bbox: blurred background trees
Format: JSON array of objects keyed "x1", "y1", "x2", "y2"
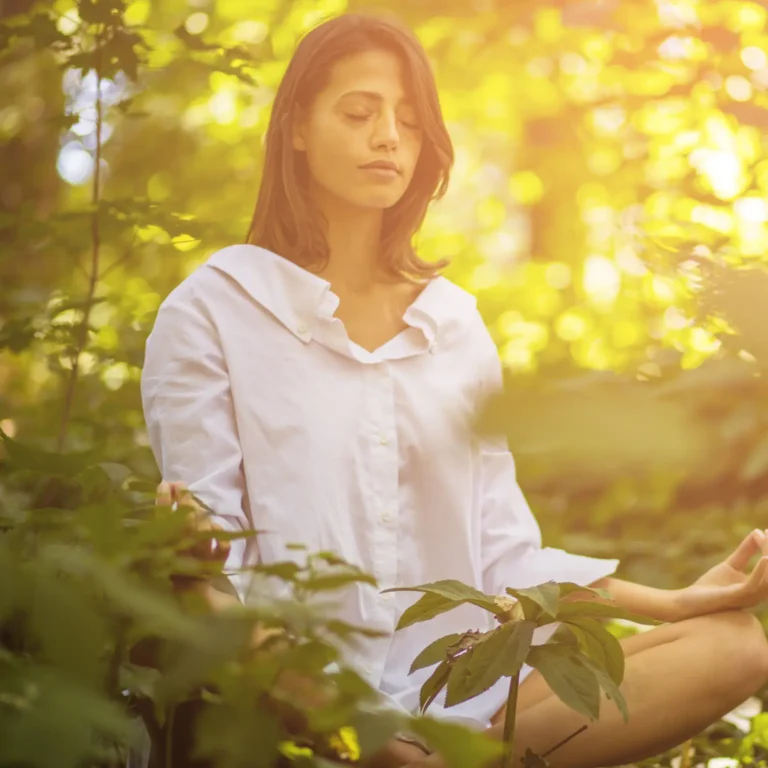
[{"x1": 2, "y1": 0, "x2": 768, "y2": 764}]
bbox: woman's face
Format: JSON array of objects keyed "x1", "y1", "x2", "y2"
[{"x1": 292, "y1": 48, "x2": 424, "y2": 212}]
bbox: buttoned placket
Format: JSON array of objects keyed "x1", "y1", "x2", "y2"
[
  {"x1": 359, "y1": 359, "x2": 401, "y2": 683},
  {"x1": 306, "y1": 308, "x2": 433, "y2": 684}
]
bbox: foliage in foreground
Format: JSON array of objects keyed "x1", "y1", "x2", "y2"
[
  {"x1": 0, "y1": 424, "x2": 512, "y2": 768},
  {"x1": 3, "y1": 0, "x2": 768, "y2": 765},
  {"x1": 386, "y1": 578, "x2": 659, "y2": 766}
]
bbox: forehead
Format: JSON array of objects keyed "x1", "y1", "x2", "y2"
[{"x1": 321, "y1": 48, "x2": 414, "y2": 103}]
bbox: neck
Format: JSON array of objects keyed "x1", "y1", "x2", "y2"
[{"x1": 308, "y1": 184, "x2": 388, "y2": 293}]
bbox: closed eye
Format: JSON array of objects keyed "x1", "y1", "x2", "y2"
[{"x1": 345, "y1": 114, "x2": 420, "y2": 130}]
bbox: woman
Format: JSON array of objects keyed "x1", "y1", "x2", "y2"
[{"x1": 141, "y1": 12, "x2": 768, "y2": 768}]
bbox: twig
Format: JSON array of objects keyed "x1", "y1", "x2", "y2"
[
  {"x1": 679, "y1": 738, "x2": 693, "y2": 768},
  {"x1": 502, "y1": 672, "x2": 520, "y2": 767},
  {"x1": 542, "y1": 725, "x2": 589, "y2": 759},
  {"x1": 57, "y1": 25, "x2": 105, "y2": 451}
]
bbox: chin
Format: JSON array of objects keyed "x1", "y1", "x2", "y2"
[{"x1": 353, "y1": 191, "x2": 406, "y2": 210}]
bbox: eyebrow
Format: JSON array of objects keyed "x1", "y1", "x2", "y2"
[{"x1": 338, "y1": 90, "x2": 414, "y2": 106}]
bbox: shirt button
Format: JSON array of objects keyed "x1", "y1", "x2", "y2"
[
  {"x1": 297, "y1": 322, "x2": 308, "y2": 334},
  {"x1": 381, "y1": 510, "x2": 393, "y2": 522},
  {"x1": 382, "y1": 592, "x2": 393, "y2": 601},
  {"x1": 378, "y1": 433, "x2": 389, "y2": 445}
]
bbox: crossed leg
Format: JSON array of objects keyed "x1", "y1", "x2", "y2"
[{"x1": 402, "y1": 609, "x2": 768, "y2": 768}]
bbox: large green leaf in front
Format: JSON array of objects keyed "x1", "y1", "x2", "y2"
[
  {"x1": 445, "y1": 620, "x2": 536, "y2": 707},
  {"x1": 386, "y1": 579, "x2": 498, "y2": 630},
  {"x1": 527, "y1": 643, "x2": 602, "y2": 721}
]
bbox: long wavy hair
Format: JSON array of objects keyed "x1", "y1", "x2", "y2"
[{"x1": 245, "y1": 11, "x2": 454, "y2": 281}]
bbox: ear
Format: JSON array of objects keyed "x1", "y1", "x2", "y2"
[{"x1": 291, "y1": 107, "x2": 307, "y2": 152}]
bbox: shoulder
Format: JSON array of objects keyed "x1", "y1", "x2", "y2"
[
  {"x1": 433, "y1": 274, "x2": 478, "y2": 310},
  {"x1": 431, "y1": 275, "x2": 494, "y2": 348},
  {"x1": 156, "y1": 244, "x2": 251, "y2": 316}
]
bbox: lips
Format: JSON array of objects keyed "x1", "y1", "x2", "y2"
[{"x1": 360, "y1": 161, "x2": 400, "y2": 173}]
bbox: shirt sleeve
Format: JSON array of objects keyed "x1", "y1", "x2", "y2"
[
  {"x1": 474, "y1": 320, "x2": 619, "y2": 599},
  {"x1": 140, "y1": 290, "x2": 255, "y2": 602}
]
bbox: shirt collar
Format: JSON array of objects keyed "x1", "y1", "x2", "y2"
[{"x1": 205, "y1": 244, "x2": 477, "y2": 347}]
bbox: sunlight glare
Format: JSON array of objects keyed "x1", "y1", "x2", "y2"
[
  {"x1": 583, "y1": 256, "x2": 621, "y2": 307},
  {"x1": 57, "y1": 141, "x2": 94, "y2": 185}
]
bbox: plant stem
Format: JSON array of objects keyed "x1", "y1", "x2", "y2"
[
  {"x1": 165, "y1": 705, "x2": 176, "y2": 768},
  {"x1": 502, "y1": 672, "x2": 520, "y2": 768},
  {"x1": 57, "y1": 23, "x2": 104, "y2": 451},
  {"x1": 680, "y1": 738, "x2": 693, "y2": 768}
]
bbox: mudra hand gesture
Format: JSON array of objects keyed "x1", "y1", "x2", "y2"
[
  {"x1": 155, "y1": 480, "x2": 233, "y2": 606},
  {"x1": 677, "y1": 528, "x2": 768, "y2": 620},
  {"x1": 154, "y1": 482, "x2": 339, "y2": 715}
]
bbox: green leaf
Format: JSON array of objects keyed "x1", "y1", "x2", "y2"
[
  {"x1": 385, "y1": 579, "x2": 498, "y2": 630},
  {"x1": 527, "y1": 644, "x2": 602, "y2": 721},
  {"x1": 582, "y1": 655, "x2": 629, "y2": 723},
  {"x1": 408, "y1": 717, "x2": 505, "y2": 768},
  {"x1": 311, "y1": 550, "x2": 356, "y2": 567},
  {"x1": 299, "y1": 570, "x2": 378, "y2": 592},
  {"x1": 348, "y1": 707, "x2": 407, "y2": 759},
  {"x1": 445, "y1": 620, "x2": 535, "y2": 707},
  {"x1": 419, "y1": 659, "x2": 451, "y2": 714},
  {"x1": 324, "y1": 619, "x2": 389, "y2": 641},
  {"x1": 383, "y1": 579, "x2": 496, "y2": 608},
  {"x1": 409, "y1": 633, "x2": 466, "y2": 674},
  {"x1": 506, "y1": 582, "x2": 560, "y2": 619},
  {"x1": 553, "y1": 601, "x2": 660, "y2": 626},
  {"x1": 253, "y1": 562, "x2": 302, "y2": 581},
  {"x1": 78, "y1": 0, "x2": 126, "y2": 25},
  {"x1": 557, "y1": 582, "x2": 614, "y2": 601},
  {"x1": 41, "y1": 544, "x2": 209, "y2": 643},
  {"x1": 396, "y1": 592, "x2": 460, "y2": 630},
  {"x1": 564, "y1": 617, "x2": 625, "y2": 685},
  {"x1": 0, "y1": 427, "x2": 98, "y2": 476},
  {"x1": 0, "y1": 13, "x2": 71, "y2": 52},
  {"x1": 28, "y1": 568, "x2": 108, "y2": 686},
  {"x1": 119, "y1": 663, "x2": 161, "y2": 699}
]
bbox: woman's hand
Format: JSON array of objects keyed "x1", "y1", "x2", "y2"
[
  {"x1": 155, "y1": 479, "x2": 234, "y2": 608},
  {"x1": 155, "y1": 480, "x2": 231, "y2": 564},
  {"x1": 674, "y1": 528, "x2": 768, "y2": 620}
]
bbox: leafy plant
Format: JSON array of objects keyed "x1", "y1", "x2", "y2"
[
  {"x1": 384, "y1": 579, "x2": 660, "y2": 766},
  {"x1": 0, "y1": 425, "x2": 513, "y2": 767},
  {"x1": 4, "y1": 0, "x2": 768, "y2": 765}
]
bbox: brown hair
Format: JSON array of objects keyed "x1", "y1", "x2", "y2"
[{"x1": 244, "y1": 11, "x2": 453, "y2": 281}]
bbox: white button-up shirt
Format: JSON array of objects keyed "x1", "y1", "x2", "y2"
[{"x1": 140, "y1": 244, "x2": 618, "y2": 730}]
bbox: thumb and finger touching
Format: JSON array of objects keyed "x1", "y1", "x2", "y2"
[
  {"x1": 727, "y1": 529, "x2": 765, "y2": 571},
  {"x1": 741, "y1": 536, "x2": 768, "y2": 605},
  {"x1": 156, "y1": 480, "x2": 231, "y2": 564}
]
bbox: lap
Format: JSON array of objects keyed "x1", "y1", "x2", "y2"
[{"x1": 490, "y1": 610, "x2": 767, "y2": 728}]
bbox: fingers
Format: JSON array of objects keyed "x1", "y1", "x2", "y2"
[
  {"x1": 155, "y1": 480, "x2": 230, "y2": 564},
  {"x1": 726, "y1": 529, "x2": 765, "y2": 571},
  {"x1": 742, "y1": 554, "x2": 768, "y2": 606},
  {"x1": 156, "y1": 480, "x2": 173, "y2": 507}
]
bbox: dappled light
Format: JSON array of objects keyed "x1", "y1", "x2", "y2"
[{"x1": 3, "y1": 0, "x2": 768, "y2": 765}]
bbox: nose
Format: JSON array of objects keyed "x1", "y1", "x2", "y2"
[{"x1": 371, "y1": 110, "x2": 400, "y2": 150}]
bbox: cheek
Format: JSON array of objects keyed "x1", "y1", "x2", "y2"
[
  {"x1": 307, "y1": 120, "x2": 355, "y2": 168},
  {"x1": 304, "y1": 122, "x2": 359, "y2": 183},
  {"x1": 402, "y1": 134, "x2": 424, "y2": 179}
]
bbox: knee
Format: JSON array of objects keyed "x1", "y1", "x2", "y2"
[{"x1": 706, "y1": 610, "x2": 768, "y2": 688}]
